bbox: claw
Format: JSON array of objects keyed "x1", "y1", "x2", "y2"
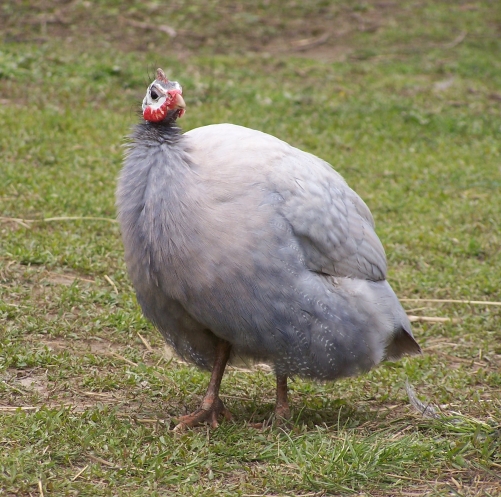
[
  {"x1": 173, "y1": 398, "x2": 232, "y2": 431},
  {"x1": 274, "y1": 403, "x2": 291, "y2": 421}
]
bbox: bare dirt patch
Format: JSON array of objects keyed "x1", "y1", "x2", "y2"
[
  {"x1": 45, "y1": 272, "x2": 94, "y2": 286},
  {"x1": 0, "y1": 0, "x2": 403, "y2": 61},
  {"x1": 0, "y1": 258, "x2": 94, "y2": 288},
  {"x1": 38, "y1": 337, "x2": 122, "y2": 356}
]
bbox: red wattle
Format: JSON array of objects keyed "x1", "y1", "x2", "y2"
[{"x1": 143, "y1": 102, "x2": 168, "y2": 122}]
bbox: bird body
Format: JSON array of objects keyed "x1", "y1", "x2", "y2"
[
  {"x1": 117, "y1": 69, "x2": 420, "y2": 428},
  {"x1": 119, "y1": 122, "x2": 418, "y2": 377}
]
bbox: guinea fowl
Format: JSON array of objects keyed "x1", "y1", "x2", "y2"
[{"x1": 116, "y1": 69, "x2": 421, "y2": 430}]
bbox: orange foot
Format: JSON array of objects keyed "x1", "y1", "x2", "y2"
[
  {"x1": 248, "y1": 405, "x2": 292, "y2": 430},
  {"x1": 274, "y1": 403, "x2": 291, "y2": 422},
  {"x1": 173, "y1": 397, "x2": 232, "y2": 431}
]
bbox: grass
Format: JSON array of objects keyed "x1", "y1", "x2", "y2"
[{"x1": 1, "y1": 0, "x2": 501, "y2": 495}]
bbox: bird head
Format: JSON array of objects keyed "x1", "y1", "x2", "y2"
[{"x1": 142, "y1": 68, "x2": 186, "y2": 122}]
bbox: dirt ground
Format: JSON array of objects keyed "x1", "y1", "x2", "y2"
[{"x1": 0, "y1": 0, "x2": 414, "y2": 61}]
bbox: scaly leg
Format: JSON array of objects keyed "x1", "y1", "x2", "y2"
[
  {"x1": 274, "y1": 374, "x2": 291, "y2": 420},
  {"x1": 174, "y1": 339, "x2": 232, "y2": 431},
  {"x1": 247, "y1": 374, "x2": 291, "y2": 429}
]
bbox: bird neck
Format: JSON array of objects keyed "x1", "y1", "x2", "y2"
[{"x1": 132, "y1": 112, "x2": 183, "y2": 145}]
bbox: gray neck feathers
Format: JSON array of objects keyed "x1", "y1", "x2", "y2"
[{"x1": 117, "y1": 120, "x2": 200, "y2": 289}]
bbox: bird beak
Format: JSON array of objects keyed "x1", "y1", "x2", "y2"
[
  {"x1": 173, "y1": 93, "x2": 186, "y2": 118},
  {"x1": 174, "y1": 93, "x2": 186, "y2": 110}
]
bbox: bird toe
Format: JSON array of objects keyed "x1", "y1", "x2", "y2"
[{"x1": 173, "y1": 398, "x2": 231, "y2": 431}]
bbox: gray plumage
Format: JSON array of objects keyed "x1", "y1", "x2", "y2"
[{"x1": 117, "y1": 118, "x2": 420, "y2": 383}]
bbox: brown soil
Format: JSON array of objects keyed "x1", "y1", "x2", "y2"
[{"x1": 0, "y1": 0, "x2": 403, "y2": 61}]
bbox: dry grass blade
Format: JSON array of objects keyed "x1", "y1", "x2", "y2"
[
  {"x1": 407, "y1": 315, "x2": 460, "y2": 323},
  {"x1": 243, "y1": 494, "x2": 324, "y2": 497},
  {"x1": 104, "y1": 274, "x2": 118, "y2": 294},
  {"x1": 401, "y1": 298, "x2": 501, "y2": 306},
  {"x1": 87, "y1": 453, "x2": 121, "y2": 469},
  {"x1": 0, "y1": 216, "x2": 118, "y2": 224},
  {"x1": 444, "y1": 31, "x2": 467, "y2": 49},
  {"x1": 87, "y1": 453, "x2": 150, "y2": 474},
  {"x1": 109, "y1": 352, "x2": 138, "y2": 367},
  {"x1": 137, "y1": 332, "x2": 153, "y2": 352},
  {"x1": 39, "y1": 216, "x2": 119, "y2": 223},
  {"x1": 290, "y1": 32, "x2": 330, "y2": 52},
  {"x1": 0, "y1": 216, "x2": 32, "y2": 228},
  {"x1": 71, "y1": 465, "x2": 89, "y2": 481},
  {"x1": 121, "y1": 16, "x2": 177, "y2": 37},
  {"x1": 133, "y1": 418, "x2": 166, "y2": 424},
  {"x1": 81, "y1": 391, "x2": 115, "y2": 398},
  {"x1": 0, "y1": 406, "x2": 39, "y2": 412}
]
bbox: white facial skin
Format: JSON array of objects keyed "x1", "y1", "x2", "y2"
[{"x1": 142, "y1": 82, "x2": 168, "y2": 113}]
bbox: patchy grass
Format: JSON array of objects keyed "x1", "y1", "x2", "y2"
[{"x1": 1, "y1": 1, "x2": 501, "y2": 495}]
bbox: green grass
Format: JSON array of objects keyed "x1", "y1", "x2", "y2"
[{"x1": 1, "y1": 1, "x2": 501, "y2": 495}]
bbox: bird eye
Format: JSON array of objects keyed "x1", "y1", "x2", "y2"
[{"x1": 150, "y1": 88, "x2": 159, "y2": 100}]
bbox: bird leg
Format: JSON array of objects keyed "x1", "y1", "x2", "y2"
[
  {"x1": 274, "y1": 374, "x2": 291, "y2": 420},
  {"x1": 247, "y1": 374, "x2": 291, "y2": 429},
  {"x1": 174, "y1": 339, "x2": 232, "y2": 431}
]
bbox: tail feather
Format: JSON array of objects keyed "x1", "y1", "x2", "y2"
[{"x1": 385, "y1": 325, "x2": 421, "y2": 361}]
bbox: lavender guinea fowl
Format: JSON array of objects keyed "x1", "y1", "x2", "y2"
[{"x1": 116, "y1": 68, "x2": 421, "y2": 430}]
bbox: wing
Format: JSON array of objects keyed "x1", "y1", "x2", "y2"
[
  {"x1": 185, "y1": 123, "x2": 387, "y2": 282},
  {"x1": 270, "y1": 145, "x2": 388, "y2": 281}
]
